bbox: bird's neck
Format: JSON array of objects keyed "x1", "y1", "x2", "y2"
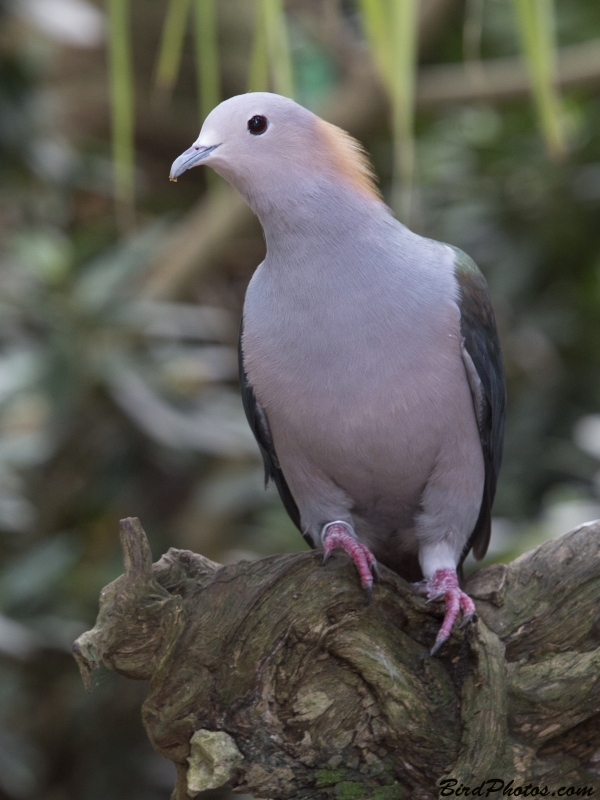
[{"x1": 249, "y1": 177, "x2": 394, "y2": 259}]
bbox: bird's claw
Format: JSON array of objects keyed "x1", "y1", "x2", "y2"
[
  {"x1": 459, "y1": 612, "x2": 477, "y2": 629},
  {"x1": 321, "y1": 522, "x2": 378, "y2": 601},
  {"x1": 426, "y1": 591, "x2": 445, "y2": 604},
  {"x1": 430, "y1": 635, "x2": 446, "y2": 657},
  {"x1": 424, "y1": 567, "x2": 477, "y2": 655}
]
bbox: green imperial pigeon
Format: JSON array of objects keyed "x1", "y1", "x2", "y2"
[{"x1": 170, "y1": 93, "x2": 506, "y2": 654}]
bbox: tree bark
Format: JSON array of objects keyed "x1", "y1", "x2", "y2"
[{"x1": 73, "y1": 518, "x2": 600, "y2": 800}]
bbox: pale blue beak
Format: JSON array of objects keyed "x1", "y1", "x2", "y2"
[{"x1": 169, "y1": 144, "x2": 220, "y2": 181}]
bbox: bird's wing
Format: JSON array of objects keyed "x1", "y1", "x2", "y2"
[
  {"x1": 452, "y1": 247, "x2": 506, "y2": 562},
  {"x1": 238, "y1": 321, "x2": 304, "y2": 539}
]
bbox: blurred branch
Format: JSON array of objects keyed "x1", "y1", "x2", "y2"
[
  {"x1": 416, "y1": 37, "x2": 600, "y2": 109},
  {"x1": 105, "y1": 361, "x2": 255, "y2": 456},
  {"x1": 127, "y1": 301, "x2": 236, "y2": 341},
  {"x1": 142, "y1": 183, "x2": 251, "y2": 299}
]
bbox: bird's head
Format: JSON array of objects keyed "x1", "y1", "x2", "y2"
[{"x1": 170, "y1": 92, "x2": 380, "y2": 216}]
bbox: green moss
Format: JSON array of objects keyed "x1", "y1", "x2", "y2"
[
  {"x1": 372, "y1": 784, "x2": 404, "y2": 799},
  {"x1": 334, "y1": 781, "x2": 366, "y2": 799},
  {"x1": 316, "y1": 770, "x2": 403, "y2": 798},
  {"x1": 315, "y1": 769, "x2": 353, "y2": 787}
]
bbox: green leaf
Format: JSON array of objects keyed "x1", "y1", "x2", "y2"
[
  {"x1": 262, "y1": 0, "x2": 294, "y2": 97},
  {"x1": 358, "y1": 0, "x2": 419, "y2": 221},
  {"x1": 357, "y1": 0, "x2": 393, "y2": 93},
  {"x1": 248, "y1": 0, "x2": 269, "y2": 93},
  {"x1": 511, "y1": 0, "x2": 565, "y2": 158},
  {"x1": 390, "y1": 0, "x2": 419, "y2": 221},
  {"x1": 107, "y1": 0, "x2": 136, "y2": 224},
  {"x1": 154, "y1": 0, "x2": 192, "y2": 95},
  {"x1": 193, "y1": 0, "x2": 220, "y2": 122}
]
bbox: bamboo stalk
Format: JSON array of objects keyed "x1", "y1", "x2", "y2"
[
  {"x1": 357, "y1": 0, "x2": 393, "y2": 94},
  {"x1": 390, "y1": 0, "x2": 420, "y2": 222},
  {"x1": 262, "y1": 0, "x2": 294, "y2": 97},
  {"x1": 107, "y1": 0, "x2": 136, "y2": 230},
  {"x1": 193, "y1": 0, "x2": 220, "y2": 122},
  {"x1": 511, "y1": 0, "x2": 566, "y2": 158},
  {"x1": 248, "y1": 0, "x2": 269, "y2": 92},
  {"x1": 155, "y1": 0, "x2": 192, "y2": 96},
  {"x1": 358, "y1": 0, "x2": 420, "y2": 222}
]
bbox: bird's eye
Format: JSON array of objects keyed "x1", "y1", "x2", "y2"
[{"x1": 248, "y1": 115, "x2": 268, "y2": 135}]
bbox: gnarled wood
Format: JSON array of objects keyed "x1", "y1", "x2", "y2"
[{"x1": 74, "y1": 518, "x2": 600, "y2": 799}]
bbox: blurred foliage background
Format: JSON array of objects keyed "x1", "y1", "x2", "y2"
[{"x1": 1, "y1": 0, "x2": 600, "y2": 797}]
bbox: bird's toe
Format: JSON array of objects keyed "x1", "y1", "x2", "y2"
[
  {"x1": 424, "y1": 567, "x2": 477, "y2": 654},
  {"x1": 322, "y1": 522, "x2": 378, "y2": 598}
]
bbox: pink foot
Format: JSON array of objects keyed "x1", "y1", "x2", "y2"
[
  {"x1": 322, "y1": 522, "x2": 379, "y2": 601},
  {"x1": 425, "y1": 568, "x2": 476, "y2": 655}
]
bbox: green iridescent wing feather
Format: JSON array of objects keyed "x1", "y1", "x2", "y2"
[{"x1": 452, "y1": 247, "x2": 506, "y2": 562}]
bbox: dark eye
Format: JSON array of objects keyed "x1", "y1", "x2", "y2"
[{"x1": 248, "y1": 115, "x2": 268, "y2": 135}]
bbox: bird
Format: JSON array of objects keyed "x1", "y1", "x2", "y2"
[{"x1": 170, "y1": 92, "x2": 506, "y2": 654}]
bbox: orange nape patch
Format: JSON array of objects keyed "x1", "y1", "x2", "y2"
[{"x1": 315, "y1": 118, "x2": 382, "y2": 201}]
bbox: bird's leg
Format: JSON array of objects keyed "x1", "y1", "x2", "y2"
[
  {"x1": 421, "y1": 568, "x2": 476, "y2": 655},
  {"x1": 321, "y1": 521, "x2": 379, "y2": 601}
]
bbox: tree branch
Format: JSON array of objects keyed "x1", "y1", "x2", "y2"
[
  {"x1": 74, "y1": 518, "x2": 600, "y2": 799},
  {"x1": 417, "y1": 38, "x2": 600, "y2": 109}
]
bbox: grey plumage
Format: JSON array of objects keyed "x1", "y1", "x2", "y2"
[{"x1": 171, "y1": 92, "x2": 506, "y2": 648}]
